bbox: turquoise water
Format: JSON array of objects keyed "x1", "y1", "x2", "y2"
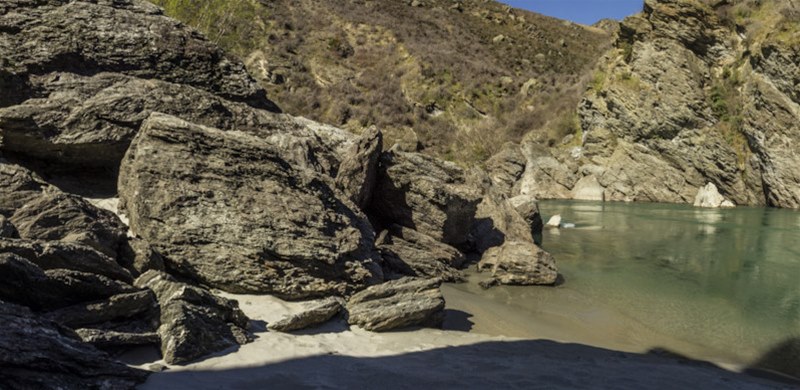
[{"x1": 445, "y1": 200, "x2": 800, "y2": 372}]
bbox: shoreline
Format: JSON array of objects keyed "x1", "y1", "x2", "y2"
[{"x1": 134, "y1": 287, "x2": 792, "y2": 389}]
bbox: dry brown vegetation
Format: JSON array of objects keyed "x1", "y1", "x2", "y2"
[{"x1": 150, "y1": 0, "x2": 613, "y2": 165}]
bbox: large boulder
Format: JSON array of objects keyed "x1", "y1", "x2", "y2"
[
  {"x1": 477, "y1": 241, "x2": 559, "y2": 288},
  {"x1": 119, "y1": 113, "x2": 382, "y2": 298},
  {"x1": 268, "y1": 297, "x2": 345, "y2": 333},
  {"x1": 346, "y1": 277, "x2": 445, "y2": 332},
  {"x1": 135, "y1": 270, "x2": 251, "y2": 365},
  {"x1": 370, "y1": 151, "x2": 482, "y2": 247},
  {"x1": 335, "y1": 126, "x2": 383, "y2": 210},
  {"x1": 0, "y1": 300, "x2": 149, "y2": 389},
  {"x1": 376, "y1": 224, "x2": 465, "y2": 282}
]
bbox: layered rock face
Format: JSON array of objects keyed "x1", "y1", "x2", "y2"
[{"x1": 516, "y1": 0, "x2": 800, "y2": 209}]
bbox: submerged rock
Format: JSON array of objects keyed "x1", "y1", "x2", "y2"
[
  {"x1": 135, "y1": 270, "x2": 251, "y2": 365},
  {"x1": 0, "y1": 300, "x2": 148, "y2": 389},
  {"x1": 268, "y1": 297, "x2": 345, "y2": 332},
  {"x1": 346, "y1": 277, "x2": 445, "y2": 332},
  {"x1": 119, "y1": 113, "x2": 381, "y2": 298},
  {"x1": 477, "y1": 241, "x2": 558, "y2": 288}
]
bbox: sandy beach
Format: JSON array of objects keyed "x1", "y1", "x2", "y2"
[{"x1": 134, "y1": 289, "x2": 794, "y2": 389}]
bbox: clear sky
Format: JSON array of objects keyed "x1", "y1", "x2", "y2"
[{"x1": 499, "y1": 0, "x2": 644, "y2": 25}]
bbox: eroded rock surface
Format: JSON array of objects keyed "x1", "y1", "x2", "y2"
[
  {"x1": 119, "y1": 113, "x2": 382, "y2": 298},
  {"x1": 477, "y1": 241, "x2": 559, "y2": 288},
  {"x1": 346, "y1": 277, "x2": 445, "y2": 332},
  {"x1": 376, "y1": 224, "x2": 465, "y2": 282},
  {"x1": 135, "y1": 270, "x2": 251, "y2": 365},
  {"x1": 268, "y1": 297, "x2": 345, "y2": 332},
  {"x1": 370, "y1": 150, "x2": 482, "y2": 247},
  {"x1": 0, "y1": 0, "x2": 278, "y2": 169},
  {"x1": 0, "y1": 300, "x2": 149, "y2": 389}
]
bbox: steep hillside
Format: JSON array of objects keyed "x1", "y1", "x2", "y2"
[
  {"x1": 150, "y1": 0, "x2": 613, "y2": 163},
  {"x1": 513, "y1": 0, "x2": 800, "y2": 208}
]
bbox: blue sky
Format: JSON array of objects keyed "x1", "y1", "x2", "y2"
[{"x1": 499, "y1": 1, "x2": 644, "y2": 25}]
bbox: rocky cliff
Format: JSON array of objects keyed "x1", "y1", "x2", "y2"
[{"x1": 515, "y1": 0, "x2": 800, "y2": 208}]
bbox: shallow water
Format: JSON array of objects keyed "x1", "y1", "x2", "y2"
[{"x1": 444, "y1": 200, "x2": 800, "y2": 370}]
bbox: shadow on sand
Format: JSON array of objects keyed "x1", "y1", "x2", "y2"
[{"x1": 139, "y1": 338, "x2": 799, "y2": 390}]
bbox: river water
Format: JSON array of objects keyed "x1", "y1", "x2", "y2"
[{"x1": 443, "y1": 200, "x2": 800, "y2": 374}]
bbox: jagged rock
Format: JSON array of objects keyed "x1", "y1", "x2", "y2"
[
  {"x1": 0, "y1": 238, "x2": 132, "y2": 282},
  {"x1": 471, "y1": 195, "x2": 535, "y2": 253},
  {"x1": 572, "y1": 175, "x2": 605, "y2": 201},
  {"x1": 335, "y1": 126, "x2": 383, "y2": 210},
  {"x1": 516, "y1": 145, "x2": 576, "y2": 200},
  {"x1": 0, "y1": 253, "x2": 138, "y2": 310},
  {"x1": 0, "y1": 0, "x2": 271, "y2": 106},
  {"x1": 370, "y1": 151, "x2": 482, "y2": 247},
  {"x1": 0, "y1": 72, "x2": 353, "y2": 175},
  {"x1": 694, "y1": 182, "x2": 735, "y2": 208},
  {"x1": 44, "y1": 290, "x2": 157, "y2": 328},
  {"x1": 484, "y1": 142, "x2": 526, "y2": 197},
  {"x1": 134, "y1": 270, "x2": 252, "y2": 365},
  {"x1": 10, "y1": 187, "x2": 128, "y2": 258},
  {"x1": 119, "y1": 113, "x2": 381, "y2": 298},
  {"x1": 507, "y1": 195, "x2": 544, "y2": 243},
  {"x1": 0, "y1": 300, "x2": 148, "y2": 389},
  {"x1": 477, "y1": 241, "x2": 558, "y2": 288},
  {"x1": 0, "y1": 0, "x2": 283, "y2": 176},
  {"x1": 0, "y1": 215, "x2": 18, "y2": 238},
  {"x1": 119, "y1": 238, "x2": 166, "y2": 277},
  {"x1": 74, "y1": 328, "x2": 160, "y2": 349},
  {"x1": 268, "y1": 297, "x2": 345, "y2": 332},
  {"x1": 0, "y1": 162, "x2": 47, "y2": 216},
  {"x1": 346, "y1": 277, "x2": 445, "y2": 332},
  {"x1": 376, "y1": 224, "x2": 465, "y2": 282}
]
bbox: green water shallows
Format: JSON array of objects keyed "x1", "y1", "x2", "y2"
[{"x1": 446, "y1": 200, "x2": 800, "y2": 368}]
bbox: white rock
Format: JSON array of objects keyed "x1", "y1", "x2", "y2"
[
  {"x1": 693, "y1": 183, "x2": 735, "y2": 208},
  {"x1": 545, "y1": 215, "x2": 562, "y2": 228}
]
